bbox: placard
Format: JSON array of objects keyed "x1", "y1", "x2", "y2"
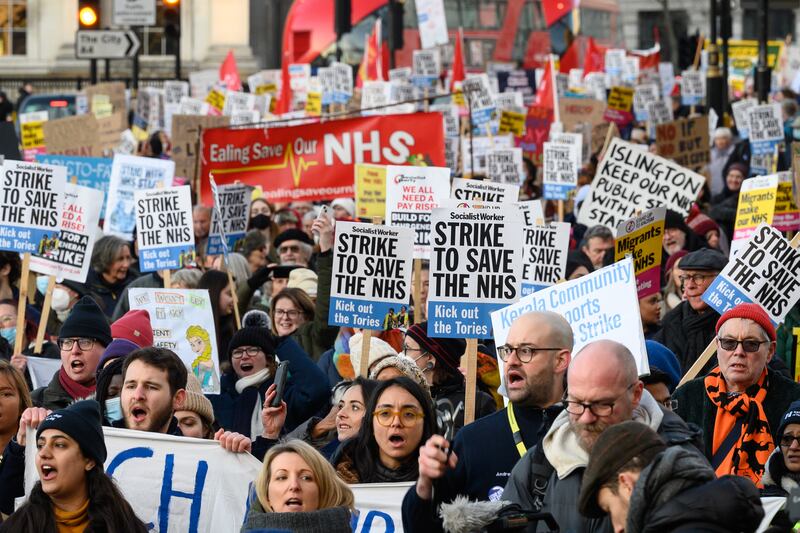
[
  {"x1": 633, "y1": 84, "x2": 660, "y2": 121},
  {"x1": 415, "y1": 0, "x2": 448, "y2": 48},
  {"x1": 171, "y1": 115, "x2": 230, "y2": 180},
  {"x1": 731, "y1": 174, "x2": 779, "y2": 256},
  {"x1": 329, "y1": 222, "x2": 414, "y2": 329},
  {"x1": 486, "y1": 147, "x2": 524, "y2": 184},
  {"x1": 577, "y1": 138, "x2": 705, "y2": 231},
  {"x1": 105, "y1": 155, "x2": 175, "y2": 239},
  {"x1": 542, "y1": 142, "x2": 579, "y2": 200},
  {"x1": 498, "y1": 109, "x2": 526, "y2": 136},
  {"x1": 36, "y1": 155, "x2": 113, "y2": 219},
  {"x1": 135, "y1": 185, "x2": 195, "y2": 272},
  {"x1": 497, "y1": 69, "x2": 536, "y2": 105},
  {"x1": 732, "y1": 98, "x2": 757, "y2": 137},
  {"x1": 222, "y1": 90, "x2": 256, "y2": 116},
  {"x1": 332, "y1": 62, "x2": 354, "y2": 103},
  {"x1": 429, "y1": 207, "x2": 523, "y2": 338},
  {"x1": 462, "y1": 74, "x2": 496, "y2": 125},
  {"x1": 559, "y1": 97, "x2": 606, "y2": 131},
  {"x1": 207, "y1": 183, "x2": 253, "y2": 256},
  {"x1": 603, "y1": 86, "x2": 634, "y2": 126},
  {"x1": 702, "y1": 224, "x2": 800, "y2": 324},
  {"x1": 451, "y1": 178, "x2": 519, "y2": 203},
  {"x1": 646, "y1": 100, "x2": 673, "y2": 127},
  {"x1": 748, "y1": 103, "x2": 784, "y2": 155},
  {"x1": 519, "y1": 211, "x2": 570, "y2": 295},
  {"x1": 355, "y1": 163, "x2": 387, "y2": 218},
  {"x1": 773, "y1": 171, "x2": 800, "y2": 231},
  {"x1": 614, "y1": 207, "x2": 666, "y2": 299},
  {"x1": 361, "y1": 81, "x2": 392, "y2": 115},
  {"x1": 43, "y1": 115, "x2": 101, "y2": 157},
  {"x1": 129, "y1": 288, "x2": 221, "y2": 392},
  {"x1": 412, "y1": 50, "x2": 441, "y2": 89},
  {"x1": 549, "y1": 131, "x2": 582, "y2": 170},
  {"x1": 19, "y1": 111, "x2": 48, "y2": 161},
  {"x1": 680, "y1": 70, "x2": 705, "y2": 105},
  {"x1": 0, "y1": 160, "x2": 66, "y2": 254},
  {"x1": 29, "y1": 183, "x2": 103, "y2": 283},
  {"x1": 461, "y1": 135, "x2": 514, "y2": 175},
  {"x1": 351, "y1": 483, "x2": 413, "y2": 533},
  {"x1": 385, "y1": 165, "x2": 450, "y2": 258},
  {"x1": 655, "y1": 116, "x2": 710, "y2": 172},
  {"x1": 164, "y1": 80, "x2": 190, "y2": 106},
  {"x1": 491, "y1": 257, "x2": 649, "y2": 374}
]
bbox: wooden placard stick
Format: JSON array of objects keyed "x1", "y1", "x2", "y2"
[
  {"x1": 13, "y1": 253, "x2": 31, "y2": 356},
  {"x1": 678, "y1": 232, "x2": 800, "y2": 386},
  {"x1": 359, "y1": 215, "x2": 384, "y2": 377},
  {"x1": 33, "y1": 275, "x2": 56, "y2": 354},
  {"x1": 463, "y1": 338, "x2": 479, "y2": 425},
  {"x1": 413, "y1": 259, "x2": 422, "y2": 324}
]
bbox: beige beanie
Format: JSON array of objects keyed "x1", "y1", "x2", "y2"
[
  {"x1": 180, "y1": 372, "x2": 215, "y2": 427},
  {"x1": 287, "y1": 268, "x2": 318, "y2": 298},
  {"x1": 348, "y1": 332, "x2": 397, "y2": 376}
]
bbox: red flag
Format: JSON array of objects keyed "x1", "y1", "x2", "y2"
[
  {"x1": 522, "y1": 31, "x2": 552, "y2": 69},
  {"x1": 450, "y1": 28, "x2": 465, "y2": 91},
  {"x1": 219, "y1": 50, "x2": 242, "y2": 91},
  {"x1": 535, "y1": 59, "x2": 554, "y2": 109},
  {"x1": 356, "y1": 19, "x2": 383, "y2": 88},
  {"x1": 275, "y1": 50, "x2": 292, "y2": 115},
  {"x1": 583, "y1": 37, "x2": 605, "y2": 74},
  {"x1": 630, "y1": 43, "x2": 661, "y2": 71},
  {"x1": 559, "y1": 39, "x2": 580, "y2": 73},
  {"x1": 542, "y1": 0, "x2": 579, "y2": 27}
]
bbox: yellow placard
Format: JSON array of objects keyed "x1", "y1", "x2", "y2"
[
  {"x1": 615, "y1": 219, "x2": 664, "y2": 275},
  {"x1": 734, "y1": 182, "x2": 778, "y2": 234},
  {"x1": 607, "y1": 86, "x2": 634, "y2": 112},
  {"x1": 354, "y1": 163, "x2": 387, "y2": 218},
  {"x1": 21, "y1": 122, "x2": 45, "y2": 149},
  {"x1": 452, "y1": 90, "x2": 465, "y2": 106},
  {"x1": 131, "y1": 124, "x2": 149, "y2": 142},
  {"x1": 255, "y1": 83, "x2": 277, "y2": 95},
  {"x1": 305, "y1": 91, "x2": 322, "y2": 116},
  {"x1": 498, "y1": 109, "x2": 525, "y2": 136},
  {"x1": 205, "y1": 89, "x2": 226, "y2": 113}
]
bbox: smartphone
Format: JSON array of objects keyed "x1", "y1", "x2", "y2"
[{"x1": 270, "y1": 361, "x2": 290, "y2": 408}]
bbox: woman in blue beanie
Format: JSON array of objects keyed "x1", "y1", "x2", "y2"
[{"x1": 1, "y1": 400, "x2": 147, "y2": 532}]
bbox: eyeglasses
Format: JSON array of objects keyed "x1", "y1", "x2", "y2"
[
  {"x1": 279, "y1": 245, "x2": 300, "y2": 254},
  {"x1": 563, "y1": 383, "x2": 636, "y2": 417},
  {"x1": 780, "y1": 435, "x2": 800, "y2": 447},
  {"x1": 58, "y1": 338, "x2": 95, "y2": 351},
  {"x1": 678, "y1": 273, "x2": 716, "y2": 284},
  {"x1": 274, "y1": 309, "x2": 301, "y2": 319},
  {"x1": 231, "y1": 346, "x2": 265, "y2": 359},
  {"x1": 373, "y1": 407, "x2": 425, "y2": 427},
  {"x1": 717, "y1": 337, "x2": 771, "y2": 353},
  {"x1": 497, "y1": 344, "x2": 561, "y2": 363},
  {"x1": 661, "y1": 398, "x2": 678, "y2": 410}
]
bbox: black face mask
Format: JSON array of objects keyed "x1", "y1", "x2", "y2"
[{"x1": 250, "y1": 214, "x2": 271, "y2": 230}]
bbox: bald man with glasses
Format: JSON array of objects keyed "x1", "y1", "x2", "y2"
[{"x1": 503, "y1": 339, "x2": 703, "y2": 533}]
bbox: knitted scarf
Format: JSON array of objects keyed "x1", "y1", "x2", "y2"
[
  {"x1": 58, "y1": 367, "x2": 95, "y2": 400},
  {"x1": 705, "y1": 367, "x2": 774, "y2": 485}
]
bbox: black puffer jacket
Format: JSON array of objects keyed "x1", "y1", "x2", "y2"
[{"x1": 652, "y1": 300, "x2": 719, "y2": 375}]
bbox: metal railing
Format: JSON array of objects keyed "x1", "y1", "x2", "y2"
[{"x1": 0, "y1": 77, "x2": 187, "y2": 100}]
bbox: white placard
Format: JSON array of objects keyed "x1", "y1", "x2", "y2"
[
  {"x1": 451, "y1": 178, "x2": 520, "y2": 203},
  {"x1": 415, "y1": 0, "x2": 449, "y2": 49},
  {"x1": 486, "y1": 147, "x2": 524, "y2": 185},
  {"x1": 134, "y1": 185, "x2": 194, "y2": 272},
  {"x1": 461, "y1": 135, "x2": 515, "y2": 175},
  {"x1": 543, "y1": 142, "x2": 579, "y2": 200}
]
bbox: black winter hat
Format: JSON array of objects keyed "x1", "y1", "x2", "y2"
[
  {"x1": 59, "y1": 296, "x2": 112, "y2": 347},
  {"x1": 679, "y1": 247, "x2": 728, "y2": 272},
  {"x1": 777, "y1": 400, "x2": 800, "y2": 443},
  {"x1": 37, "y1": 400, "x2": 107, "y2": 466},
  {"x1": 578, "y1": 421, "x2": 666, "y2": 518},
  {"x1": 273, "y1": 228, "x2": 314, "y2": 249},
  {"x1": 663, "y1": 209, "x2": 692, "y2": 234},
  {"x1": 228, "y1": 310, "x2": 278, "y2": 359}
]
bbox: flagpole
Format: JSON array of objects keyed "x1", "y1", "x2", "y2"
[{"x1": 550, "y1": 55, "x2": 560, "y2": 123}]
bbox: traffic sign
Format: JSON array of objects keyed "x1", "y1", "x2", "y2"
[
  {"x1": 76, "y1": 30, "x2": 141, "y2": 59},
  {"x1": 113, "y1": 0, "x2": 156, "y2": 26}
]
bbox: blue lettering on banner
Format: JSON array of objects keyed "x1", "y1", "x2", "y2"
[
  {"x1": 159, "y1": 453, "x2": 208, "y2": 533},
  {"x1": 329, "y1": 297, "x2": 410, "y2": 330},
  {"x1": 702, "y1": 275, "x2": 755, "y2": 317},
  {"x1": 521, "y1": 282, "x2": 547, "y2": 296},
  {"x1": 470, "y1": 107, "x2": 495, "y2": 127},
  {"x1": 543, "y1": 183, "x2": 573, "y2": 201},
  {"x1": 36, "y1": 155, "x2": 112, "y2": 218},
  {"x1": 353, "y1": 510, "x2": 395, "y2": 533},
  {"x1": 0, "y1": 226, "x2": 50, "y2": 254},
  {"x1": 106, "y1": 447, "x2": 156, "y2": 530},
  {"x1": 427, "y1": 300, "x2": 502, "y2": 339},
  {"x1": 140, "y1": 244, "x2": 195, "y2": 272}
]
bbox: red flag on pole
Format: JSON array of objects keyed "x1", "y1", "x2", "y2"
[
  {"x1": 542, "y1": 0, "x2": 579, "y2": 28},
  {"x1": 583, "y1": 37, "x2": 606, "y2": 74},
  {"x1": 559, "y1": 39, "x2": 580, "y2": 73},
  {"x1": 629, "y1": 43, "x2": 661, "y2": 71},
  {"x1": 219, "y1": 50, "x2": 242, "y2": 91},
  {"x1": 450, "y1": 28, "x2": 466, "y2": 91},
  {"x1": 356, "y1": 19, "x2": 383, "y2": 88},
  {"x1": 275, "y1": 50, "x2": 292, "y2": 115},
  {"x1": 535, "y1": 58, "x2": 554, "y2": 110}
]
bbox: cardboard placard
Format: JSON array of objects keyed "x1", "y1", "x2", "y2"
[
  {"x1": 702, "y1": 224, "x2": 800, "y2": 324},
  {"x1": 614, "y1": 207, "x2": 666, "y2": 299},
  {"x1": 655, "y1": 116, "x2": 711, "y2": 172},
  {"x1": 29, "y1": 183, "x2": 102, "y2": 283},
  {"x1": 428, "y1": 207, "x2": 523, "y2": 338},
  {"x1": 135, "y1": 185, "x2": 195, "y2": 272},
  {"x1": 577, "y1": 138, "x2": 705, "y2": 231},
  {"x1": 385, "y1": 165, "x2": 451, "y2": 258},
  {"x1": 559, "y1": 97, "x2": 606, "y2": 130},
  {"x1": 171, "y1": 115, "x2": 230, "y2": 179},
  {"x1": 329, "y1": 221, "x2": 414, "y2": 329},
  {"x1": 43, "y1": 115, "x2": 101, "y2": 157},
  {"x1": 0, "y1": 160, "x2": 66, "y2": 254},
  {"x1": 85, "y1": 82, "x2": 126, "y2": 115}
]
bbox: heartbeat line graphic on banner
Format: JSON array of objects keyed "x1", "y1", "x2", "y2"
[{"x1": 212, "y1": 143, "x2": 318, "y2": 186}]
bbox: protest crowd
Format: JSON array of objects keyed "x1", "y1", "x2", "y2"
[{"x1": 3, "y1": 18, "x2": 800, "y2": 533}]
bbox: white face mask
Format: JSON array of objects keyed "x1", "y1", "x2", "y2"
[{"x1": 51, "y1": 288, "x2": 72, "y2": 312}]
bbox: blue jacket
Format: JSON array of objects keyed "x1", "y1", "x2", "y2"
[{"x1": 210, "y1": 336, "x2": 330, "y2": 436}]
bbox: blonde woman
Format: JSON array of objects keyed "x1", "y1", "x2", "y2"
[
  {"x1": 242, "y1": 439, "x2": 354, "y2": 533},
  {"x1": 186, "y1": 325, "x2": 218, "y2": 391}
]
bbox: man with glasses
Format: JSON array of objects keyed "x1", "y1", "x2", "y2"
[
  {"x1": 403, "y1": 311, "x2": 572, "y2": 532},
  {"x1": 654, "y1": 248, "x2": 728, "y2": 374},
  {"x1": 273, "y1": 228, "x2": 314, "y2": 267},
  {"x1": 503, "y1": 339, "x2": 702, "y2": 533},
  {"x1": 31, "y1": 296, "x2": 112, "y2": 410},
  {"x1": 674, "y1": 303, "x2": 800, "y2": 484}
]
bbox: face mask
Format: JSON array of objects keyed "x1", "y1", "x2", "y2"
[
  {"x1": 51, "y1": 288, "x2": 72, "y2": 312},
  {"x1": 0, "y1": 327, "x2": 15, "y2": 347},
  {"x1": 250, "y1": 214, "x2": 271, "y2": 230},
  {"x1": 105, "y1": 396, "x2": 123, "y2": 422},
  {"x1": 36, "y1": 276, "x2": 50, "y2": 295}
]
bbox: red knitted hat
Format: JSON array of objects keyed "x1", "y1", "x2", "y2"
[
  {"x1": 687, "y1": 213, "x2": 720, "y2": 237},
  {"x1": 111, "y1": 309, "x2": 154, "y2": 348},
  {"x1": 715, "y1": 303, "x2": 776, "y2": 342}
]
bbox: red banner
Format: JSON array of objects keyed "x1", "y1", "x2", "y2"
[{"x1": 200, "y1": 113, "x2": 446, "y2": 204}]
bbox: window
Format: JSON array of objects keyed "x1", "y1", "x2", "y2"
[
  {"x1": 140, "y1": 0, "x2": 178, "y2": 56},
  {"x1": 742, "y1": 8, "x2": 794, "y2": 40},
  {"x1": 0, "y1": 0, "x2": 26, "y2": 56},
  {"x1": 582, "y1": 8, "x2": 611, "y2": 41}
]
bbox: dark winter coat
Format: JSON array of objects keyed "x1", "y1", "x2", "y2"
[
  {"x1": 653, "y1": 301, "x2": 720, "y2": 375},
  {"x1": 292, "y1": 251, "x2": 338, "y2": 361},
  {"x1": 241, "y1": 499, "x2": 352, "y2": 533},
  {"x1": 84, "y1": 267, "x2": 138, "y2": 318},
  {"x1": 30, "y1": 370, "x2": 75, "y2": 411}
]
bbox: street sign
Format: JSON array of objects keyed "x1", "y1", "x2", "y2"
[
  {"x1": 76, "y1": 30, "x2": 141, "y2": 59},
  {"x1": 113, "y1": 0, "x2": 156, "y2": 26}
]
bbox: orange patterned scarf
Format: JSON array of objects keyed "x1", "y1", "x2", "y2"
[{"x1": 705, "y1": 367, "x2": 774, "y2": 485}]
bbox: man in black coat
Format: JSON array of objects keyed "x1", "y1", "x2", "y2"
[{"x1": 653, "y1": 248, "x2": 727, "y2": 375}]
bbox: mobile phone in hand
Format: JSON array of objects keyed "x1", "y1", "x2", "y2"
[{"x1": 270, "y1": 361, "x2": 290, "y2": 408}]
